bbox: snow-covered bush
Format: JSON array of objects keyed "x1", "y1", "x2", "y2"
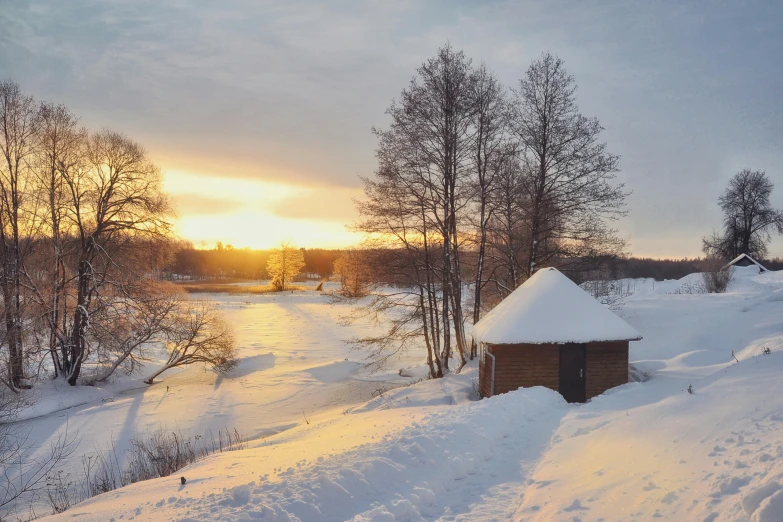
[{"x1": 701, "y1": 258, "x2": 734, "y2": 293}]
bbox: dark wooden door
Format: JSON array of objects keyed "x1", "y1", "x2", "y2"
[{"x1": 559, "y1": 343, "x2": 587, "y2": 403}]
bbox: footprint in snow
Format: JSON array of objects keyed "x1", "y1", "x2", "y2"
[
  {"x1": 661, "y1": 491, "x2": 678, "y2": 504},
  {"x1": 562, "y1": 499, "x2": 588, "y2": 512},
  {"x1": 710, "y1": 476, "x2": 751, "y2": 497},
  {"x1": 708, "y1": 445, "x2": 727, "y2": 456}
]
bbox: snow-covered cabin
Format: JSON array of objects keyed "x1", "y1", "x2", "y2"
[
  {"x1": 722, "y1": 253, "x2": 767, "y2": 272},
  {"x1": 475, "y1": 267, "x2": 642, "y2": 403}
]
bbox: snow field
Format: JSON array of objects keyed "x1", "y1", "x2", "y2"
[
  {"x1": 15, "y1": 290, "x2": 426, "y2": 516},
  {"x1": 42, "y1": 386, "x2": 566, "y2": 522},
  {"x1": 31, "y1": 266, "x2": 783, "y2": 520}
]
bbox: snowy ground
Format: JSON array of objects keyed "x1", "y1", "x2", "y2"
[
  {"x1": 25, "y1": 267, "x2": 783, "y2": 521},
  {"x1": 15, "y1": 289, "x2": 427, "y2": 517}
]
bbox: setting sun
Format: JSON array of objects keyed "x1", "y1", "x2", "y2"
[{"x1": 163, "y1": 169, "x2": 363, "y2": 249}]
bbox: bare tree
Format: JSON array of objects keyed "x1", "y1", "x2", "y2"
[
  {"x1": 266, "y1": 242, "x2": 305, "y2": 291},
  {"x1": 511, "y1": 53, "x2": 628, "y2": 278},
  {"x1": 144, "y1": 299, "x2": 236, "y2": 384},
  {"x1": 407, "y1": 44, "x2": 476, "y2": 370},
  {"x1": 28, "y1": 102, "x2": 86, "y2": 379},
  {"x1": 466, "y1": 64, "x2": 510, "y2": 359},
  {"x1": 333, "y1": 249, "x2": 372, "y2": 298},
  {"x1": 353, "y1": 173, "x2": 446, "y2": 379},
  {"x1": 57, "y1": 129, "x2": 172, "y2": 385},
  {"x1": 353, "y1": 45, "x2": 478, "y2": 376},
  {"x1": 703, "y1": 169, "x2": 783, "y2": 260},
  {"x1": 485, "y1": 158, "x2": 528, "y2": 298},
  {"x1": 0, "y1": 81, "x2": 39, "y2": 390}
]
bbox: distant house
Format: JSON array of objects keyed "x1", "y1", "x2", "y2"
[
  {"x1": 475, "y1": 268, "x2": 642, "y2": 403},
  {"x1": 722, "y1": 253, "x2": 767, "y2": 272}
]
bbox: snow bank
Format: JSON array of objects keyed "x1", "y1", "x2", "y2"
[
  {"x1": 514, "y1": 351, "x2": 783, "y2": 520},
  {"x1": 43, "y1": 387, "x2": 567, "y2": 521},
  {"x1": 351, "y1": 366, "x2": 477, "y2": 413}
]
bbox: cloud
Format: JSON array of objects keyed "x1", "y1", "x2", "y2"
[
  {"x1": 269, "y1": 187, "x2": 361, "y2": 222},
  {"x1": 0, "y1": 0, "x2": 423, "y2": 187},
  {"x1": 173, "y1": 194, "x2": 243, "y2": 216},
  {"x1": 3, "y1": 0, "x2": 783, "y2": 255}
]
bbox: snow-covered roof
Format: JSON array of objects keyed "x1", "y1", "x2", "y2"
[
  {"x1": 473, "y1": 267, "x2": 642, "y2": 345},
  {"x1": 722, "y1": 253, "x2": 767, "y2": 271}
]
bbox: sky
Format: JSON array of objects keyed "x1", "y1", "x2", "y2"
[{"x1": 2, "y1": 0, "x2": 782, "y2": 256}]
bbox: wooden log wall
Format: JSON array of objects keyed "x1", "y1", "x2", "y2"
[
  {"x1": 479, "y1": 341, "x2": 630, "y2": 400},
  {"x1": 586, "y1": 341, "x2": 629, "y2": 399}
]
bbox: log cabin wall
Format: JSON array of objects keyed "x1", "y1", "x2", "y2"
[
  {"x1": 585, "y1": 341, "x2": 629, "y2": 399},
  {"x1": 479, "y1": 341, "x2": 630, "y2": 400},
  {"x1": 478, "y1": 350, "x2": 494, "y2": 398},
  {"x1": 486, "y1": 343, "x2": 560, "y2": 396}
]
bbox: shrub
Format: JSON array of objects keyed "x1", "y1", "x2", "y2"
[
  {"x1": 701, "y1": 257, "x2": 733, "y2": 293},
  {"x1": 333, "y1": 250, "x2": 372, "y2": 298},
  {"x1": 47, "y1": 427, "x2": 246, "y2": 515}
]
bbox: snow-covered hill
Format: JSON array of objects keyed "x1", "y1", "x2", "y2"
[{"x1": 39, "y1": 266, "x2": 783, "y2": 521}]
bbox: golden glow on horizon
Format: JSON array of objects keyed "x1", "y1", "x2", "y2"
[{"x1": 163, "y1": 170, "x2": 363, "y2": 249}]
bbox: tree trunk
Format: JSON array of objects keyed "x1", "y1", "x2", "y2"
[
  {"x1": 144, "y1": 365, "x2": 170, "y2": 385},
  {"x1": 65, "y1": 240, "x2": 96, "y2": 386},
  {"x1": 471, "y1": 192, "x2": 488, "y2": 359},
  {"x1": 3, "y1": 276, "x2": 22, "y2": 389}
]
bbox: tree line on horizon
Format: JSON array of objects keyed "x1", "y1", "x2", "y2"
[
  {"x1": 166, "y1": 243, "x2": 342, "y2": 280},
  {"x1": 163, "y1": 241, "x2": 783, "y2": 283}
]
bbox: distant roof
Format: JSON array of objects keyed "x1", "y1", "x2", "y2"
[
  {"x1": 722, "y1": 253, "x2": 767, "y2": 271},
  {"x1": 473, "y1": 268, "x2": 642, "y2": 345}
]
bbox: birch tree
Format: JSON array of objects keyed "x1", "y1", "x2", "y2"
[
  {"x1": 354, "y1": 159, "x2": 448, "y2": 378},
  {"x1": 467, "y1": 64, "x2": 509, "y2": 358},
  {"x1": 511, "y1": 53, "x2": 627, "y2": 278},
  {"x1": 352, "y1": 45, "x2": 478, "y2": 376},
  {"x1": 29, "y1": 102, "x2": 85, "y2": 379},
  {"x1": 0, "y1": 81, "x2": 38, "y2": 390}
]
